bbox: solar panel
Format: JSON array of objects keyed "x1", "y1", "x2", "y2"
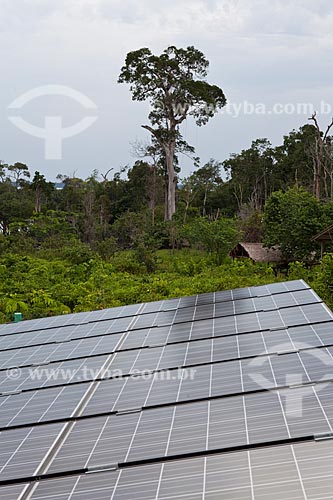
[
  {"x1": 0, "y1": 484, "x2": 28, "y2": 500},
  {"x1": 0, "y1": 333, "x2": 123, "y2": 369},
  {"x1": 1, "y1": 345, "x2": 333, "y2": 430},
  {"x1": 26, "y1": 440, "x2": 333, "y2": 500},
  {"x1": 119, "y1": 303, "x2": 333, "y2": 350},
  {"x1": 19, "y1": 382, "x2": 329, "y2": 476},
  {"x1": 0, "y1": 422, "x2": 65, "y2": 482},
  {"x1": 0, "y1": 280, "x2": 312, "y2": 339},
  {"x1": 0, "y1": 384, "x2": 90, "y2": 428},
  {"x1": 0, "y1": 280, "x2": 333, "y2": 500},
  {"x1": 0, "y1": 355, "x2": 110, "y2": 393}
]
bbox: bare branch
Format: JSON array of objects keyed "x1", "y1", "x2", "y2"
[
  {"x1": 130, "y1": 139, "x2": 151, "y2": 159},
  {"x1": 141, "y1": 125, "x2": 166, "y2": 150},
  {"x1": 101, "y1": 168, "x2": 113, "y2": 183},
  {"x1": 308, "y1": 112, "x2": 321, "y2": 134},
  {"x1": 323, "y1": 117, "x2": 333, "y2": 141}
]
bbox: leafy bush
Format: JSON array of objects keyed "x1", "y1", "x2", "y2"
[
  {"x1": 62, "y1": 241, "x2": 96, "y2": 264},
  {"x1": 183, "y1": 217, "x2": 240, "y2": 264},
  {"x1": 0, "y1": 247, "x2": 332, "y2": 324},
  {"x1": 263, "y1": 187, "x2": 324, "y2": 260}
]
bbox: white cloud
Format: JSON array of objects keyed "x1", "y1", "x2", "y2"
[{"x1": 0, "y1": 0, "x2": 332, "y2": 179}]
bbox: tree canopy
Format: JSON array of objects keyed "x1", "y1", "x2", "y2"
[
  {"x1": 263, "y1": 187, "x2": 332, "y2": 260},
  {"x1": 118, "y1": 45, "x2": 226, "y2": 220}
]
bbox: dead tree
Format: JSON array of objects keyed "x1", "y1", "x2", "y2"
[{"x1": 308, "y1": 113, "x2": 333, "y2": 199}]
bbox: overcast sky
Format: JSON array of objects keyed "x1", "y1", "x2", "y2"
[{"x1": 1, "y1": 0, "x2": 333, "y2": 180}]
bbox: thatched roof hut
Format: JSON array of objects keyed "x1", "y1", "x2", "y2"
[
  {"x1": 230, "y1": 242, "x2": 282, "y2": 263},
  {"x1": 312, "y1": 224, "x2": 333, "y2": 258}
]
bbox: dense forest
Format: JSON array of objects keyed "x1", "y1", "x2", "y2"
[
  {"x1": 1, "y1": 45, "x2": 333, "y2": 322},
  {"x1": 1, "y1": 119, "x2": 333, "y2": 324}
]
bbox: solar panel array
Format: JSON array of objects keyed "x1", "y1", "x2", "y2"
[{"x1": 0, "y1": 279, "x2": 333, "y2": 499}]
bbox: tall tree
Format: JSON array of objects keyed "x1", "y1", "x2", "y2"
[
  {"x1": 132, "y1": 135, "x2": 198, "y2": 220},
  {"x1": 273, "y1": 125, "x2": 317, "y2": 191},
  {"x1": 118, "y1": 46, "x2": 226, "y2": 220},
  {"x1": 263, "y1": 187, "x2": 325, "y2": 260},
  {"x1": 308, "y1": 113, "x2": 333, "y2": 200},
  {"x1": 189, "y1": 160, "x2": 222, "y2": 216},
  {"x1": 30, "y1": 171, "x2": 54, "y2": 213},
  {"x1": 6, "y1": 162, "x2": 30, "y2": 187},
  {"x1": 223, "y1": 139, "x2": 275, "y2": 211},
  {"x1": 0, "y1": 163, "x2": 34, "y2": 234},
  {"x1": 126, "y1": 161, "x2": 164, "y2": 224}
]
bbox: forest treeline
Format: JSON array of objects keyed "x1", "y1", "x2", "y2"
[
  {"x1": 1, "y1": 44, "x2": 333, "y2": 323},
  {"x1": 1, "y1": 120, "x2": 333, "y2": 322},
  {"x1": 1, "y1": 121, "x2": 333, "y2": 257}
]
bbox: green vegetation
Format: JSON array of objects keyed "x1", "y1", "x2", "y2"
[
  {"x1": 1, "y1": 248, "x2": 333, "y2": 323},
  {"x1": 118, "y1": 46, "x2": 226, "y2": 220},
  {"x1": 1, "y1": 46, "x2": 333, "y2": 323},
  {"x1": 263, "y1": 187, "x2": 333, "y2": 260}
]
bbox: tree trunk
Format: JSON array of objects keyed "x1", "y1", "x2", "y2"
[
  {"x1": 83, "y1": 190, "x2": 95, "y2": 243},
  {"x1": 141, "y1": 124, "x2": 177, "y2": 221},
  {"x1": 203, "y1": 186, "x2": 208, "y2": 216},
  {"x1": 35, "y1": 185, "x2": 42, "y2": 213},
  {"x1": 164, "y1": 174, "x2": 168, "y2": 221},
  {"x1": 148, "y1": 165, "x2": 156, "y2": 226},
  {"x1": 165, "y1": 142, "x2": 176, "y2": 221},
  {"x1": 308, "y1": 114, "x2": 333, "y2": 200},
  {"x1": 184, "y1": 199, "x2": 190, "y2": 224}
]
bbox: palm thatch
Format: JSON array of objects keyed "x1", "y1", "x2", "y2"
[
  {"x1": 230, "y1": 243, "x2": 282, "y2": 263},
  {"x1": 312, "y1": 224, "x2": 333, "y2": 242},
  {"x1": 312, "y1": 224, "x2": 333, "y2": 258}
]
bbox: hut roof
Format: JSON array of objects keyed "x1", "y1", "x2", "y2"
[
  {"x1": 312, "y1": 224, "x2": 333, "y2": 242},
  {"x1": 230, "y1": 242, "x2": 283, "y2": 263}
]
